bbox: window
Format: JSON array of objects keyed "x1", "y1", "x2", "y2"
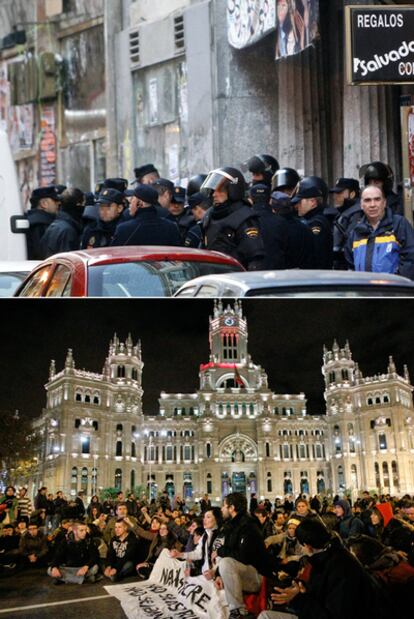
[
  {"x1": 81, "y1": 436, "x2": 90, "y2": 454},
  {"x1": 379, "y1": 433, "x2": 387, "y2": 450},
  {"x1": 222, "y1": 332, "x2": 238, "y2": 360},
  {"x1": 375, "y1": 462, "x2": 380, "y2": 487},
  {"x1": 166, "y1": 446, "x2": 173, "y2": 461},
  {"x1": 207, "y1": 473, "x2": 212, "y2": 495},
  {"x1": 18, "y1": 265, "x2": 53, "y2": 297},
  {"x1": 84, "y1": 394, "x2": 91, "y2": 403},
  {"x1": 74, "y1": 418, "x2": 81, "y2": 428},
  {"x1": 75, "y1": 391, "x2": 82, "y2": 402},
  {"x1": 131, "y1": 442, "x2": 136, "y2": 458},
  {"x1": 298, "y1": 444, "x2": 306, "y2": 459},
  {"x1": 183, "y1": 445, "x2": 191, "y2": 461},
  {"x1": 81, "y1": 467, "x2": 88, "y2": 493},
  {"x1": 114, "y1": 469, "x2": 122, "y2": 490},
  {"x1": 117, "y1": 365, "x2": 125, "y2": 378},
  {"x1": 383, "y1": 462, "x2": 390, "y2": 488},
  {"x1": 93, "y1": 395, "x2": 100, "y2": 405},
  {"x1": 206, "y1": 443, "x2": 212, "y2": 458},
  {"x1": 267, "y1": 472, "x2": 272, "y2": 493},
  {"x1": 71, "y1": 466, "x2": 78, "y2": 494},
  {"x1": 45, "y1": 265, "x2": 73, "y2": 297},
  {"x1": 265, "y1": 442, "x2": 270, "y2": 458},
  {"x1": 341, "y1": 369, "x2": 349, "y2": 381},
  {"x1": 282, "y1": 444, "x2": 290, "y2": 459},
  {"x1": 132, "y1": 368, "x2": 138, "y2": 380},
  {"x1": 116, "y1": 441, "x2": 122, "y2": 456},
  {"x1": 328, "y1": 371, "x2": 335, "y2": 384},
  {"x1": 131, "y1": 470, "x2": 135, "y2": 490},
  {"x1": 92, "y1": 421, "x2": 98, "y2": 431},
  {"x1": 315, "y1": 444, "x2": 323, "y2": 458},
  {"x1": 383, "y1": 394, "x2": 390, "y2": 404},
  {"x1": 116, "y1": 424, "x2": 123, "y2": 433}
]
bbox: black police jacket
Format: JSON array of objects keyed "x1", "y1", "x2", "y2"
[
  {"x1": 216, "y1": 512, "x2": 273, "y2": 577},
  {"x1": 80, "y1": 217, "x2": 122, "y2": 249},
  {"x1": 333, "y1": 200, "x2": 362, "y2": 270},
  {"x1": 168, "y1": 209, "x2": 198, "y2": 244},
  {"x1": 40, "y1": 211, "x2": 82, "y2": 258},
  {"x1": 26, "y1": 209, "x2": 56, "y2": 260},
  {"x1": 203, "y1": 201, "x2": 265, "y2": 270},
  {"x1": 111, "y1": 206, "x2": 181, "y2": 247},
  {"x1": 300, "y1": 205, "x2": 333, "y2": 269},
  {"x1": 253, "y1": 203, "x2": 314, "y2": 269}
]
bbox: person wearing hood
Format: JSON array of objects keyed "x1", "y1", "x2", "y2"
[
  {"x1": 40, "y1": 188, "x2": 85, "y2": 257},
  {"x1": 334, "y1": 498, "x2": 365, "y2": 540}
]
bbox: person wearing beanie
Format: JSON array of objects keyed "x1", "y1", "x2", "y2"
[
  {"x1": 40, "y1": 188, "x2": 85, "y2": 257},
  {"x1": 333, "y1": 498, "x2": 365, "y2": 540}
]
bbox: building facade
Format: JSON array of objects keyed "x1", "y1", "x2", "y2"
[{"x1": 32, "y1": 302, "x2": 414, "y2": 502}]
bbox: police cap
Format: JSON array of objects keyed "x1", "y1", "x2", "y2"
[
  {"x1": 102, "y1": 178, "x2": 128, "y2": 193},
  {"x1": 329, "y1": 178, "x2": 360, "y2": 195},
  {"x1": 248, "y1": 183, "x2": 271, "y2": 204},
  {"x1": 152, "y1": 178, "x2": 175, "y2": 194},
  {"x1": 125, "y1": 183, "x2": 159, "y2": 205},
  {"x1": 30, "y1": 186, "x2": 60, "y2": 205},
  {"x1": 97, "y1": 188, "x2": 125, "y2": 205},
  {"x1": 172, "y1": 186, "x2": 186, "y2": 203},
  {"x1": 134, "y1": 164, "x2": 159, "y2": 180}
]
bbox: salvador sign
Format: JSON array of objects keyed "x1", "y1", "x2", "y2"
[{"x1": 346, "y1": 5, "x2": 414, "y2": 85}]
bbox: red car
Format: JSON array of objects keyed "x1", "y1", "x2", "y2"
[{"x1": 14, "y1": 246, "x2": 244, "y2": 297}]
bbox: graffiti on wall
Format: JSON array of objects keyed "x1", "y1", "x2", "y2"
[
  {"x1": 39, "y1": 106, "x2": 56, "y2": 187},
  {"x1": 227, "y1": 0, "x2": 276, "y2": 49},
  {"x1": 275, "y1": 0, "x2": 319, "y2": 60}
]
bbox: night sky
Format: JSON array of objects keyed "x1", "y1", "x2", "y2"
[{"x1": 1, "y1": 299, "x2": 414, "y2": 420}]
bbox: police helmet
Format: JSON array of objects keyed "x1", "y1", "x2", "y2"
[
  {"x1": 290, "y1": 178, "x2": 323, "y2": 205},
  {"x1": 361, "y1": 161, "x2": 393, "y2": 192},
  {"x1": 102, "y1": 178, "x2": 128, "y2": 193},
  {"x1": 247, "y1": 154, "x2": 279, "y2": 176},
  {"x1": 187, "y1": 174, "x2": 208, "y2": 198},
  {"x1": 301, "y1": 176, "x2": 329, "y2": 203},
  {"x1": 271, "y1": 167, "x2": 300, "y2": 192},
  {"x1": 201, "y1": 167, "x2": 246, "y2": 202}
]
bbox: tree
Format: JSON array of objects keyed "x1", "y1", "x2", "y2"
[{"x1": 0, "y1": 409, "x2": 39, "y2": 489}]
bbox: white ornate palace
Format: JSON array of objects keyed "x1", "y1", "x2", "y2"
[{"x1": 31, "y1": 302, "x2": 414, "y2": 501}]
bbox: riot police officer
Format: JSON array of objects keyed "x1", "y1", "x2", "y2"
[
  {"x1": 246, "y1": 154, "x2": 279, "y2": 188},
  {"x1": 81, "y1": 189, "x2": 125, "y2": 249},
  {"x1": 133, "y1": 164, "x2": 160, "y2": 185},
  {"x1": 291, "y1": 178, "x2": 333, "y2": 269},
  {"x1": 111, "y1": 184, "x2": 181, "y2": 247},
  {"x1": 361, "y1": 161, "x2": 403, "y2": 215},
  {"x1": 329, "y1": 177, "x2": 361, "y2": 270},
  {"x1": 271, "y1": 167, "x2": 300, "y2": 197},
  {"x1": 201, "y1": 167, "x2": 265, "y2": 270},
  {"x1": 186, "y1": 174, "x2": 208, "y2": 198}
]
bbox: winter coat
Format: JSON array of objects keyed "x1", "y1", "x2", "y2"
[
  {"x1": 40, "y1": 211, "x2": 82, "y2": 257},
  {"x1": 19, "y1": 531, "x2": 49, "y2": 558},
  {"x1": 51, "y1": 533, "x2": 99, "y2": 568}
]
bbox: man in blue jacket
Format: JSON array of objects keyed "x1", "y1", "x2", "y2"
[{"x1": 345, "y1": 185, "x2": 414, "y2": 279}]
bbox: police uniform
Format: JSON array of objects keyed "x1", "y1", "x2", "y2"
[
  {"x1": 26, "y1": 186, "x2": 60, "y2": 259},
  {"x1": 81, "y1": 188, "x2": 125, "y2": 249},
  {"x1": 300, "y1": 205, "x2": 333, "y2": 269},
  {"x1": 202, "y1": 201, "x2": 264, "y2": 270},
  {"x1": 111, "y1": 206, "x2": 181, "y2": 247}
]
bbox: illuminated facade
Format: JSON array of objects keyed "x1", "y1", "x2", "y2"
[{"x1": 32, "y1": 303, "x2": 414, "y2": 501}]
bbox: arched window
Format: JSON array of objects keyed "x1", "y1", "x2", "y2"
[
  {"x1": 267, "y1": 472, "x2": 272, "y2": 493},
  {"x1": 93, "y1": 395, "x2": 100, "y2": 405},
  {"x1": 207, "y1": 473, "x2": 212, "y2": 495},
  {"x1": 382, "y1": 462, "x2": 390, "y2": 488},
  {"x1": 75, "y1": 390, "x2": 82, "y2": 402},
  {"x1": 375, "y1": 396, "x2": 381, "y2": 404},
  {"x1": 379, "y1": 433, "x2": 387, "y2": 450},
  {"x1": 265, "y1": 442, "x2": 270, "y2": 458},
  {"x1": 284, "y1": 477, "x2": 293, "y2": 495},
  {"x1": 81, "y1": 467, "x2": 88, "y2": 494},
  {"x1": 367, "y1": 397, "x2": 373, "y2": 406},
  {"x1": 116, "y1": 424, "x2": 123, "y2": 433},
  {"x1": 116, "y1": 440, "x2": 122, "y2": 457},
  {"x1": 117, "y1": 365, "x2": 125, "y2": 378},
  {"x1": 71, "y1": 466, "x2": 78, "y2": 495},
  {"x1": 337, "y1": 465, "x2": 345, "y2": 490},
  {"x1": 206, "y1": 442, "x2": 212, "y2": 458},
  {"x1": 350, "y1": 464, "x2": 358, "y2": 488},
  {"x1": 114, "y1": 469, "x2": 122, "y2": 490},
  {"x1": 84, "y1": 393, "x2": 91, "y2": 403},
  {"x1": 131, "y1": 442, "x2": 136, "y2": 458},
  {"x1": 383, "y1": 394, "x2": 390, "y2": 404}
]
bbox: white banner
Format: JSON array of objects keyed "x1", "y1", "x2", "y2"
[{"x1": 105, "y1": 549, "x2": 229, "y2": 619}]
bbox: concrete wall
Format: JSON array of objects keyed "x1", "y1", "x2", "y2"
[
  {"x1": 0, "y1": 0, "x2": 35, "y2": 39},
  {"x1": 130, "y1": 0, "x2": 191, "y2": 24}
]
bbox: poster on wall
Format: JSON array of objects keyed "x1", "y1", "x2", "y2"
[
  {"x1": 39, "y1": 106, "x2": 56, "y2": 187},
  {"x1": 275, "y1": 0, "x2": 319, "y2": 60},
  {"x1": 227, "y1": 0, "x2": 276, "y2": 49},
  {"x1": 0, "y1": 62, "x2": 9, "y2": 132}
]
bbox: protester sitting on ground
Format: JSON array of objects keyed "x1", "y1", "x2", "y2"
[
  {"x1": 103, "y1": 502, "x2": 138, "y2": 544},
  {"x1": 104, "y1": 519, "x2": 139, "y2": 582},
  {"x1": 87, "y1": 495, "x2": 102, "y2": 517},
  {"x1": 347, "y1": 534, "x2": 414, "y2": 619},
  {"x1": 48, "y1": 521, "x2": 100, "y2": 584},
  {"x1": 19, "y1": 521, "x2": 49, "y2": 568},
  {"x1": 265, "y1": 517, "x2": 305, "y2": 565},
  {"x1": 0, "y1": 523, "x2": 20, "y2": 569},
  {"x1": 271, "y1": 510, "x2": 287, "y2": 534},
  {"x1": 48, "y1": 519, "x2": 73, "y2": 550},
  {"x1": 15, "y1": 519, "x2": 28, "y2": 537},
  {"x1": 254, "y1": 506, "x2": 276, "y2": 540},
  {"x1": 289, "y1": 497, "x2": 319, "y2": 523},
  {"x1": 334, "y1": 498, "x2": 365, "y2": 540},
  {"x1": 170, "y1": 507, "x2": 223, "y2": 580},
  {"x1": 258, "y1": 518, "x2": 391, "y2": 619},
  {"x1": 136, "y1": 522, "x2": 181, "y2": 579},
  {"x1": 183, "y1": 516, "x2": 204, "y2": 552}
]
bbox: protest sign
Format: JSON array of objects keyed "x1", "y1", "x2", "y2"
[{"x1": 105, "y1": 549, "x2": 228, "y2": 619}]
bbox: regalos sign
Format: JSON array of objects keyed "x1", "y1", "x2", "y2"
[{"x1": 346, "y1": 5, "x2": 414, "y2": 85}]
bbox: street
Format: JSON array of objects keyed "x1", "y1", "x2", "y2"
[{"x1": 1, "y1": 568, "x2": 130, "y2": 619}]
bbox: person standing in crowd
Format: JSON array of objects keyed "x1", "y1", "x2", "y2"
[
  {"x1": 40, "y1": 188, "x2": 85, "y2": 257},
  {"x1": 81, "y1": 188, "x2": 125, "y2": 249},
  {"x1": 345, "y1": 185, "x2": 414, "y2": 279},
  {"x1": 200, "y1": 494, "x2": 212, "y2": 514},
  {"x1": 201, "y1": 167, "x2": 265, "y2": 270},
  {"x1": 17, "y1": 488, "x2": 32, "y2": 525},
  {"x1": 111, "y1": 184, "x2": 181, "y2": 247},
  {"x1": 25, "y1": 186, "x2": 61, "y2": 259},
  {"x1": 329, "y1": 177, "x2": 361, "y2": 269},
  {"x1": 271, "y1": 167, "x2": 300, "y2": 198},
  {"x1": 246, "y1": 154, "x2": 279, "y2": 188},
  {"x1": 291, "y1": 178, "x2": 333, "y2": 269},
  {"x1": 362, "y1": 161, "x2": 403, "y2": 215},
  {"x1": 133, "y1": 164, "x2": 160, "y2": 185},
  {"x1": 0, "y1": 486, "x2": 19, "y2": 527}
]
